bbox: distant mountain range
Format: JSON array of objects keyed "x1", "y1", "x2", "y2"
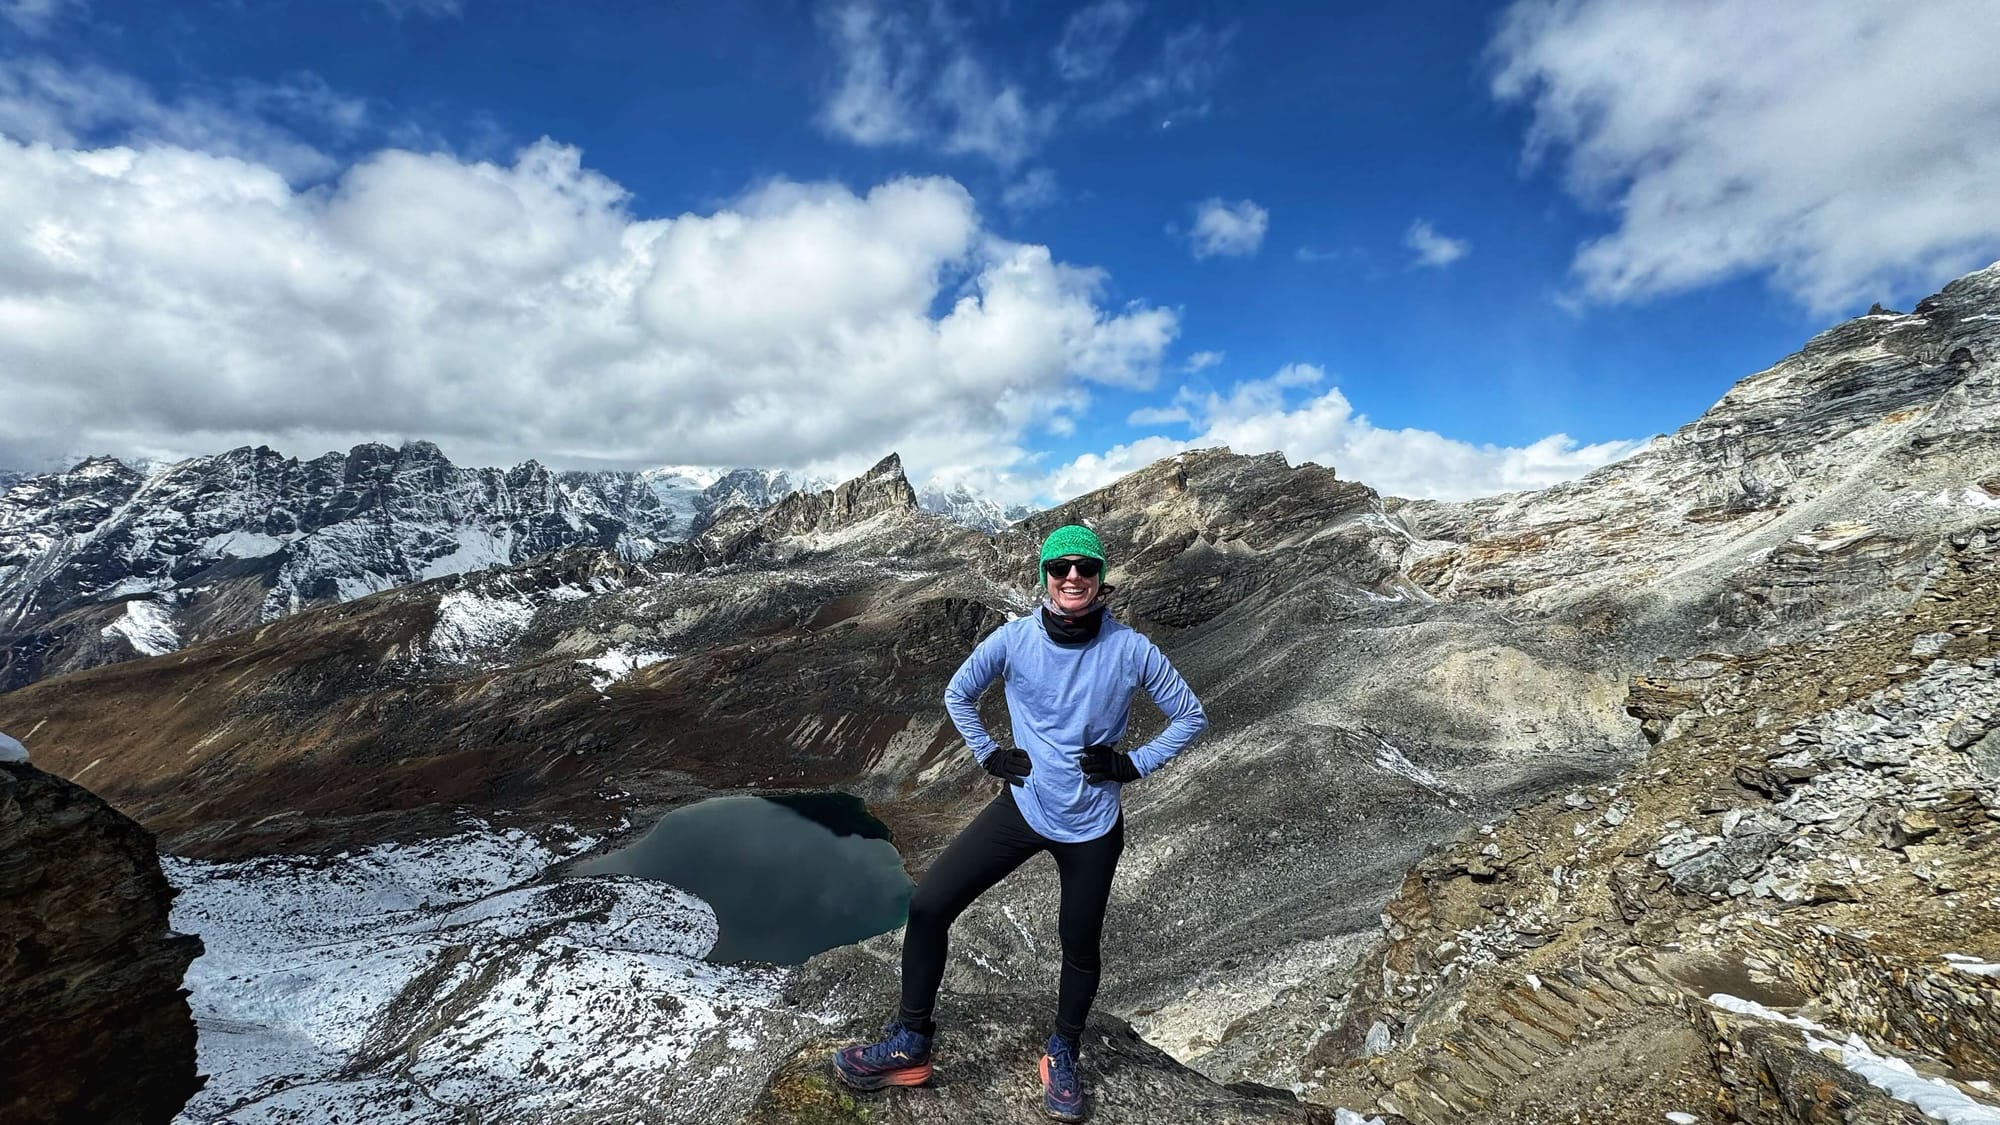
[{"x1": 0, "y1": 442, "x2": 1022, "y2": 688}]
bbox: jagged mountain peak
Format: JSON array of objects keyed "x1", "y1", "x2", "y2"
[
  {"x1": 0, "y1": 442, "x2": 970, "y2": 689},
  {"x1": 734, "y1": 451, "x2": 922, "y2": 544}
]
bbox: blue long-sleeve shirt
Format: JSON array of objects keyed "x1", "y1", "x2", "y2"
[{"x1": 944, "y1": 610, "x2": 1208, "y2": 843}]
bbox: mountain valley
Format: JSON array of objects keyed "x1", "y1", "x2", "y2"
[{"x1": 4, "y1": 262, "x2": 1999, "y2": 1123}]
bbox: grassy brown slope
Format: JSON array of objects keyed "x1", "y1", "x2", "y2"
[{"x1": 0, "y1": 565, "x2": 998, "y2": 857}]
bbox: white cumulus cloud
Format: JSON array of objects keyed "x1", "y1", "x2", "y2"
[
  {"x1": 1404, "y1": 219, "x2": 1469, "y2": 268},
  {"x1": 1188, "y1": 197, "x2": 1268, "y2": 259},
  {"x1": 0, "y1": 134, "x2": 1177, "y2": 489},
  {"x1": 1491, "y1": 0, "x2": 2000, "y2": 312},
  {"x1": 1049, "y1": 365, "x2": 1643, "y2": 502}
]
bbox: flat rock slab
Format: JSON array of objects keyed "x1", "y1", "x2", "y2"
[{"x1": 742, "y1": 997, "x2": 1328, "y2": 1124}]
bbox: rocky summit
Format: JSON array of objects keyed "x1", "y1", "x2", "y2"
[{"x1": 0, "y1": 261, "x2": 1996, "y2": 1123}]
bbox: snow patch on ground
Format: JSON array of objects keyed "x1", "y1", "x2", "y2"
[
  {"x1": 1944, "y1": 953, "x2": 2000, "y2": 977},
  {"x1": 0, "y1": 731, "x2": 26, "y2": 762},
  {"x1": 1367, "y1": 731, "x2": 1459, "y2": 805},
  {"x1": 417, "y1": 527, "x2": 517, "y2": 581},
  {"x1": 105, "y1": 575, "x2": 173, "y2": 598},
  {"x1": 1707, "y1": 993, "x2": 2000, "y2": 1122},
  {"x1": 1935, "y1": 487, "x2": 2000, "y2": 510},
  {"x1": 429, "y1": 589, "x2": 537, "y2": 660},
  {"x1": 101, "y1": 597, "x2": 181, "y2": 656},
  {"x1": 333, "y1": 572, "x2": 398, "y2": 603},
  {"x1": 201, "y1": 530, "x2": 290, "y2": 559},
  {"x1": 577, "y1": 648, "x2": 673, "y2": 693},
  {"x1": 167, "y1": 823, "x2": 794, "y2": 1125}
]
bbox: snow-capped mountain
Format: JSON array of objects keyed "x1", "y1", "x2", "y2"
[
  {"x1": 0, "y1": 442, "x2": 829, "y2": 687},
  {"x1": 915, "y1": 482, "x2": 1033, "y2": 533},
  {"x1": 0, "y1": 442, "x2": 1026, "y2": 689}
]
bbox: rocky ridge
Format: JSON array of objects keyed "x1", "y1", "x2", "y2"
[
  {"x1": 748, "y1": 922, "x2": 1362, "y2": 1124},
  {"x1": 1300, "y1": 526, "x2": 2000, "y2": 1123},
  {"x1": 0, "y1": 442, "x2": 1008, "y2": 690},
  {"x1": 1, "y1": 759, "x2": 203, "y2": 1124},
  {"x1": 1398, "y1": 262, "x2": 2000, "y2": 651}
]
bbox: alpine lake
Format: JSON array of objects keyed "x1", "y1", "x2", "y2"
[{"x1": 572, "y1": 792, "x2": 912, "y2": 965}]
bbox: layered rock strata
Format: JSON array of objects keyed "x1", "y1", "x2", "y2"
[{"x1": 1303, "y1": 525, "x2": 2000, "y2": 1123}]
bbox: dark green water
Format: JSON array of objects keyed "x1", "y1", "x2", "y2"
[{"x1": 572, "y1": 792, "x2": 912, "y2": 965}]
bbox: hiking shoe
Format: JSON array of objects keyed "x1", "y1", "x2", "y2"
[
  {"x1": 1039, "y1": 1032, "x2": 1087, "y2": 1121},
  {"x1": 831, "y1": 1023, "x2": 934, "y2": 1090}
]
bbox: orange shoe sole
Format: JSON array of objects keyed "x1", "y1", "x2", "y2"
[
  {"x1": 881, "y1": 1064, "x2": 932, "y2": 1087},
  {"x1": 1039, "y1": 1055, "x2": 1087, "y2": 1122},
  {"x1": 832, "y1": 1058, "x2": 933, "y2": 1090}
]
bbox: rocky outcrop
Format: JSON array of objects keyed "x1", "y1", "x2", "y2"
[
  {"x1": 754, "y1": 453, "x2": 922, "y2": 540},
  {"x1": 1398, "y1": 261, "x2": 2000, "y2": 650},
  {"x1": 1021, "y1": 448, "x2": 1400, "y2": 627},
  {"x1": 1303, "y1": 527, "x2": 2000, "y2": 1122},
  {"x1": 749, "y1": 944, "x2": 1341, "y2": 1125},
  {"x1": 0, "y1": 761, "x2": 202, "y2": 1124},
  {"x1": 750, "y1": 1018, "x2": 1333, "y2": 1124}
]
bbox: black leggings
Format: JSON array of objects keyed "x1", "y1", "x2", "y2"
[{"x1": 899, "y1": 789, "x2": 1125, "y2": 1042}]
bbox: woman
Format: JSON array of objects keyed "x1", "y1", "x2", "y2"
[{"x1": 833, "y1": 524, "x2": 1208, "y2": 1121}]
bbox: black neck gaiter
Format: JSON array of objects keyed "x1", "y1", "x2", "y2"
[{"x1": 1040, "y1": 603, "x2": 1106, "y2": 645}]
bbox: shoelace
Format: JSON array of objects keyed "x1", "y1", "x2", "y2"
[
  {"x1": 865, "y1": 1024, "x2": 926, "y2": 1065},
  {"x1": 1046, "y1": 1037, "x2": 1079, "y2": 1095}
]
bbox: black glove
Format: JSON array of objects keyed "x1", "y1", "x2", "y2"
[
  {"x1": 984, "y1": 747, "x2": 1032, "y2": 786},
  {"x1": 1080, "y1": 743, "x2": 1141, "y2": 784}
]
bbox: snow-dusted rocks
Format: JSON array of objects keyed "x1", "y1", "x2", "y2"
[
  {"x1": 168, "y1": 823, "x2": 812, "y2": 1125},
  {"x1": 916, "y1": 481, "x2": 1031, "y2": 533}
]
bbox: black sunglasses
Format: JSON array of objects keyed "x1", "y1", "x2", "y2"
[{"x1": 1043, "y1": 558, "x2": 1103, "y2": 579}]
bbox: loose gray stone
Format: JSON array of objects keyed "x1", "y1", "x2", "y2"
[
  {"x1": 1912, "y1": 632, "x2": 1954, "y2": 657},
  {"x1": 1947, "y1": 716, "x2": 1988, "y2": 750}
]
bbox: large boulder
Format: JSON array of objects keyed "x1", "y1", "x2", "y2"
[{"x1": 0, "y1": 760, "x2": 203, "y2": 1124}]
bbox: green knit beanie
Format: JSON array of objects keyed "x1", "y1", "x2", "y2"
[{"x1": 1039, "y1": 524, "x2": 1106, "y2": 566}]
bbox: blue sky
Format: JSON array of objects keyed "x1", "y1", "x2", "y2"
[{"x1": 3, "y1": 0, "x2": 1998, "y2": 504}]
